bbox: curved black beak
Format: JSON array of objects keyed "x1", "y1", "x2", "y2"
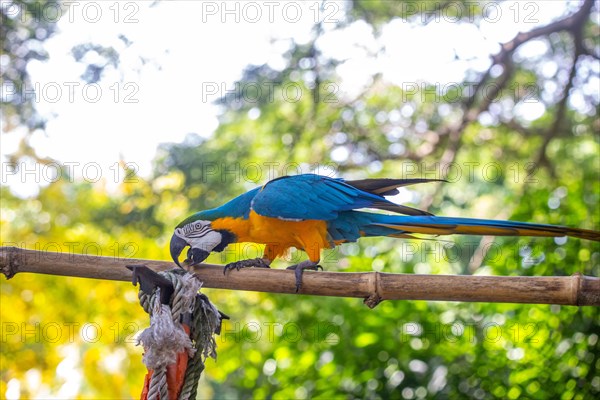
[{"x1": 170, "y1": 234, "x2": 188, "y2": 268}]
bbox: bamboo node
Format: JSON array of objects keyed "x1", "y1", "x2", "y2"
[
  {"x1": 363, "y1": 271, "x2": 383, "y2": 309},
  {"x1": 571, "y1": 272, "x2": 582, "y2": 306}
]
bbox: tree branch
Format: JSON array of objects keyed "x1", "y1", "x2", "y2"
[
  {"x1": 419, "y1": 0, "x2": 595, "y2": 209},
  {"x1": 533, "y1": 0, "x2": 593, "y2": 173},
  {"x1": 1, "y1": 247, "x2": 598, "y2": 307},
  {"x1": 487, "y1": 0, "x2": 593, "y2": 67}
]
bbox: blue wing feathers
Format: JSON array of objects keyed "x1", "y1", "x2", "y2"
[{"x1": 251, "y1": 174, "x2": 423, "y2": 220}]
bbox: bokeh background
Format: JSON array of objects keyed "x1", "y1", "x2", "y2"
[{"x1": 1, "y1": 0, "x2": 599, "y2": 398}]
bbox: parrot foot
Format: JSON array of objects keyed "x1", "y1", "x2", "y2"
[
  {"x1": 286, "y1": 260, "x2": 323, "y2": 293},
  {"x1": 223, "y1": 258, "x2": 271, "y2": 275}
]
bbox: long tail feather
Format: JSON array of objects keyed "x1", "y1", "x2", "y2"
[{"x1": 369, "y1": 215, "x2": 600, "y2": 242}]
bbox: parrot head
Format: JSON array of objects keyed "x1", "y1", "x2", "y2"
[{"x1": 169, "y1": 214, "x2": 235, "y2": 267}]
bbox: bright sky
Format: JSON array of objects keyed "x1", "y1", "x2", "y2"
[{"x1": 1, "y1": 0, "x2": 572, "y2": 198}]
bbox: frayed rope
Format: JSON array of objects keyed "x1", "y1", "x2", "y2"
[
  {"x1": 136, "y1": 270, "x2": 223, "y2": 400},
  {"x1": 137, "y1": 290, "x2": 195, "y2": 369}
]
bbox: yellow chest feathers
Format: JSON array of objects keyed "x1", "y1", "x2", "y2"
[{"x1": 210, "y1": 210, "x2": 330, "y2": 251}]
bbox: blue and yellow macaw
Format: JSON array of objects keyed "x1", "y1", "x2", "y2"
[{"x1": 170, "y1": 174, "x2": 600, "y2": 290}]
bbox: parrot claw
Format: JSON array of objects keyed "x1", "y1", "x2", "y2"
[
  {"x1": 286, "y1": 261, "x2": 322, "y2": 292},
  {"x1": 223, "y1": 258, "x2": 271, "y2": 275}
]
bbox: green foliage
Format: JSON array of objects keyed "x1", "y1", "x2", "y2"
[{"x1": 1, "y1": 0, "x2": 60, "y2": 132}]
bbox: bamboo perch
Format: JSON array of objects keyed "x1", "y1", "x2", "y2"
[{"x1": 1, "y1": 247, "x2": 598, "y2": 307}]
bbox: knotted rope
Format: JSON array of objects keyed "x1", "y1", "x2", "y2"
[{"x1": 136, "y1": 269, "x2": 222, "y2": 400}]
